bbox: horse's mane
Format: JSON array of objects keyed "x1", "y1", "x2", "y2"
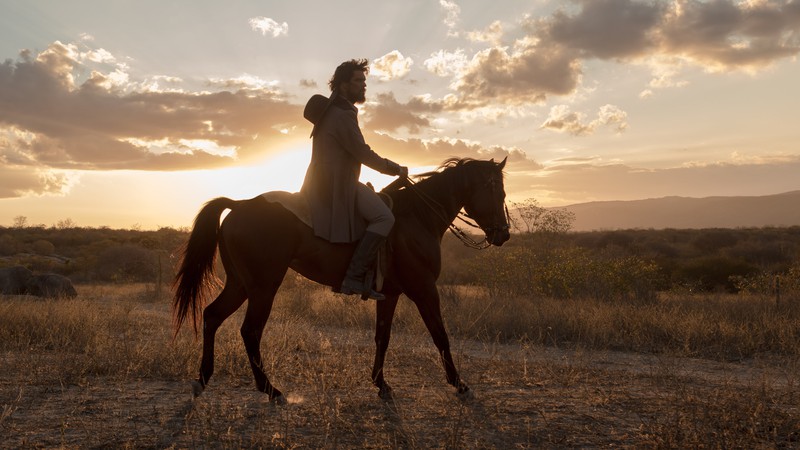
[
  {"x1": 414, "y1": 157, "x2": 477, "y2": 180},
  {"x1": 383, "y1": 157, "x2": 503, "y2": 195},
  {"x1": 385, "y1": 157, "x2": 504, "y2": 222},
  {"x1": 413, "y1": 157, "x2": 482, "y2": 181}
]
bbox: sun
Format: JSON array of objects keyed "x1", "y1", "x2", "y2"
[
  {"x1": 201, "y1": 143, "x2": 418, "y2": 210},
  {"x1": 258, "y1": 146, "x2": 313, "y2": 193},
  {"x1": 194, "y1": 145, "x2": 312, "y2": 202},
  {"x1": 254, "y1": 144, "x2": 411, "y2": 194}
]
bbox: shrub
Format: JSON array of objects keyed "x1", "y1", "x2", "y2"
[
  {"x1": 93, "y1": 244, "x2": 157, "y2": 282},
  {"x1": 466, "y1": 244, "x2": 660, "y2": 302},
  {"x1": 31, "y1": 239, "x2": 55, "y2": 256},
  {"x1": 0, "y1": 234, "x2": 19, "y2": 256},
  {"x1": 673, "y1": 256, "x2": 758, "y2": 293},
  {"x1": 732, "y1": 264, "x2": 800, "y2": 301}
]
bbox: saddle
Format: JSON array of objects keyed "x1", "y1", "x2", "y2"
[{"x1": 260, "y1": 190, "x2": 392, "y2": 291}]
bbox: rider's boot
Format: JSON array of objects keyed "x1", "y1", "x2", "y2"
[{"x1": 340, "y1": 231, "x2": 385, "y2": 301}]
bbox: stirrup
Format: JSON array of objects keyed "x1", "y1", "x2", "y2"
[
  {"x1": 361, "y1": 269, "x2": 384, "y2": 301},
  {"x1": 340, "y1": 283, "x2": 385, "y2": 301},
  {"x1": 340, "y1": 271, "x2": 385, "y2": 301}
]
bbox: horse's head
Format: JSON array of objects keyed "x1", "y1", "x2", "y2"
[{"x1": 462, "y1": 157, "x2": 511, "y2": 247}]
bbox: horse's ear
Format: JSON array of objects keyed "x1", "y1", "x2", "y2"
[{"x1": 498, "y1": 156, "x2": 507, "y2": 170}]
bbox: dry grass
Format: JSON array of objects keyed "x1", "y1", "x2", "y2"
[
  {"x1": 1, "y1": 281, "x2": 799, "y2": 448},
  {"x1": 437, "y1": 285, "x2": 800, "y2": 360}
]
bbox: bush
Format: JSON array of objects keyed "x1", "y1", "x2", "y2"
[
  {"x1": 674, "y1": 256, "x2": 758, "y2": 293},
  {"x1": 732, "y1": 264, "x2": 800, "y2": 301},
  {"x1": 0, "y1": 234, "x2": 19, "y2": 256},
  {"x1": 31, "y1": 239, "x2": 55, "y2": 256},
  {"x1": 466, "y1": 244, "x2": 660, "y2": 302},
  {"x1": 93, "y1": 245, "x2": 157, "y2": 282}
]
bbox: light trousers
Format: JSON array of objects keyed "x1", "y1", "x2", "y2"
[{"x1": 355, "y1": 182, "x2": 394, "y2": 237}]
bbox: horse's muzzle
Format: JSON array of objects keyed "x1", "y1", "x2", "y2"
[{"x1": 486, "y1": 226, "x2": 511, "y2": 246}]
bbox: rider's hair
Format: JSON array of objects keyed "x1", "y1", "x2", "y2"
[{"x1": 328, "y1": 59, "x2": 369, "y2": 92}]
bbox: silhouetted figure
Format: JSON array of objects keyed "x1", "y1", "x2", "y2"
[{"x1": 301, "y1": 59, "x2": 408, "y2": 300}]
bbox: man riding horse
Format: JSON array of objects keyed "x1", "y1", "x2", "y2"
[
  {"x1": 301, "y1": 59, "x2": 408, "y2": 301},
  {"x1": 172, "y1": 60, "x2": 510, "y2": 402}
]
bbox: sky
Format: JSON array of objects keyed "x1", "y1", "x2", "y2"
[{"x1": 1, "y1": 0, "x2": 799, "y2": 229}]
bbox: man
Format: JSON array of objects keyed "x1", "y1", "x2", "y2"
[{"x1": 301, "y1": 59, "x2": 408, "y2": 301}]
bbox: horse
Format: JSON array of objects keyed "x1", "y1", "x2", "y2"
[{"x1": 172, "y1": 157, "x2": 510, "y2": 403}]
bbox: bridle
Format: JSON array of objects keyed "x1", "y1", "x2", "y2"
[{"x1": 398, "y1": 170, "x2": 511, "y2": 250}]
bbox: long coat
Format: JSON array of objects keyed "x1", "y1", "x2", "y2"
[{"x1": 301, "y1": 96, "x2": 401, "y2": 243}]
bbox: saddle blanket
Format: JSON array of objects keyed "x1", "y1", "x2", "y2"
[
  {"x1": 260, "y1": 191, "x2": 312, "y2": 228},
  {"x1": 259, "y1": 189, "x2": 393, "y2": 229}
]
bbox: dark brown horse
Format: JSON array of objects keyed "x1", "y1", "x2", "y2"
[{"x1": 172, "y1": 157, "x2": 510, "y2": 403}]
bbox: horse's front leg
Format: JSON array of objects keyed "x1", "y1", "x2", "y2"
[
  {"x1": 409, "y1": 284, "x2": 470, "y2": 397},
  {"x1": 372, "y1": 293, "x2": 400, "y2": 400}
]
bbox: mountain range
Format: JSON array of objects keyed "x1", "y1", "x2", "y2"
[{"x1": 560, "y1": 190, "x2": 800, "y2": 231}]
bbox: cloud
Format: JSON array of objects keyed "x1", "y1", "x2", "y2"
[
  {"x1": 541, "y1": 104, "x2": 628, "y2": 135},
  {"x1": 299, "y1": 78, "x2": 318, "y2": 88},
  {"x1": 467, "y1": 20, "x2": 505, "y2": 45},
  {"x1": 0, "y1": 166, "x2": 74, "y2": 199},
  {"x1": 364, "y1": 92, "x2": 430, "y2": 133},
  {"x1": 371, "y1": 51, "x2": 414, "y2": 81},
  {"x1": 424, "y1": 0, "x2": 800, "y2": 109},
  {"x1": 452, "y1": 39, "x2": 582, "y2": 106},
  {"x1": 0, "y1": 41, "x2": 304, "y2": 196},
  {"x1": 440, "y1": 0, "x2": 462, "y2": 36},
  {"x1": 249, "y1": 17, "x2": 289, "y2": 37},
  {"x1": 206, "y1": 74, "x2": 279, "y2": 91},
  {"x1": 539, "y1": 0, "x2": 800, "y2": 69},
  {"x1": 597, "y1": 104, "x2": 628, "y2": 133},
  {"x1": 543, "y1": 0, "x2": 664, "y2": 60},
  {"x1": 541, "y1": 105, "x2": 592, "y2": 135},
  {"x1": 424, "y1": 49, "x2": 469, "y2": 77},
  {"x1": 81, "y1": 47, "x2": 116, "y2": 64},
  {"x1": 659, "y1": 0, "x2": 800, "y2": 69},
  {"x1": 364, "y1": 129, "x2": 540, "y2": 170}
]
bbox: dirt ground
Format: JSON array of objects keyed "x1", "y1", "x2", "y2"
[{"x1": 2, "y1": 329, "x2": 799, "y2": 449}]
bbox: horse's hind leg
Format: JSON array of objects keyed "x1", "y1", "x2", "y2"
[
  {"x1": 195, "y1": 279, "x2": 247, "y2": 396},
  {"x1": 240, "y1": 275, "x2": 287, "y2": 404}
]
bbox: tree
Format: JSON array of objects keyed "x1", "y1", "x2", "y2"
[
  {"x1": 55, "y1": 218, "x2": 76, "y2": 229},
  {"x1": 511, "y1": 198, "x2": 575, "y2": 234},
  {"x1": 12, "y1": 216, "x2": 28, "y2": 228}
]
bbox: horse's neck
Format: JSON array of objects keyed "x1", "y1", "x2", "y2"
[{"x1": 414, "y1": 169, "x2": 466, "y2": 231}]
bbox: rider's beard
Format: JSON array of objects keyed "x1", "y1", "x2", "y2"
[{"x1": 352, "y1": 89, "x2": 366, "y2": 104}]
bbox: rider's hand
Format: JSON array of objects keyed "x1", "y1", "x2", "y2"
[{"x1": 398, "y1": 166, "x2": 409, "y2": 178}]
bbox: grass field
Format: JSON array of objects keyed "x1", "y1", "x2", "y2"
[{"x1": 1, "y1": 281, "x2": 799, "y2": 448}]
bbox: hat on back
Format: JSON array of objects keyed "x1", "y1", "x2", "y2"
[{"x1": 304, "y1": 92, "x2": 336, "y2": 137}]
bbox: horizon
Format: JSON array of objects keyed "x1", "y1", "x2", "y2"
[
  {"x1": 2, "y1": 1, "x2": 800, "y2": 229},
  {"x1": 5, "y1": 188, "x2": 799, "y2": 232}
]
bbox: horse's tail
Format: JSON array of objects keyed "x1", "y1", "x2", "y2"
[{"x1": 172, "y1": 197, "x2": 238, "y2": 337}]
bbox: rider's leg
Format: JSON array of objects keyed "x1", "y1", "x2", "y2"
[{"x1": 341, "y1": 183, "x2": 393, "y2": 300}]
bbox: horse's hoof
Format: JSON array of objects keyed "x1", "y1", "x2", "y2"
[
  {"x1": 190, "y1": 380, "x2": 204, "y2": 398},
  {"x1": 378, "y1": 384, "x2": 394, "y2": 401},
  {"x1": 271, "y1": 394, "x2": 288, "y2": 406},
  {"x1": 456, "y1": 385, "x2": 473, "y2": 401}
]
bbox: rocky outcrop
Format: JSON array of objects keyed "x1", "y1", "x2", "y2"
[
  {"x1": 0, "y1": 265, "x2": 33, "y2": 295},
  {"x1": 0, "y1": 266, "x2": 77, "y2": 298},
  {"x1": 24, "y1": 273, "x2": 78, "y2": 298}
]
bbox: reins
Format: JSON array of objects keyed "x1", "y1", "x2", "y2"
[{"x1": 395, "y1": 176, "x2": 497, "y2": 250}]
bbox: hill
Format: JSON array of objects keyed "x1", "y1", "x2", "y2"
[{"x1": 563, "y1": 190, "x2": 800, "y2": 231}]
